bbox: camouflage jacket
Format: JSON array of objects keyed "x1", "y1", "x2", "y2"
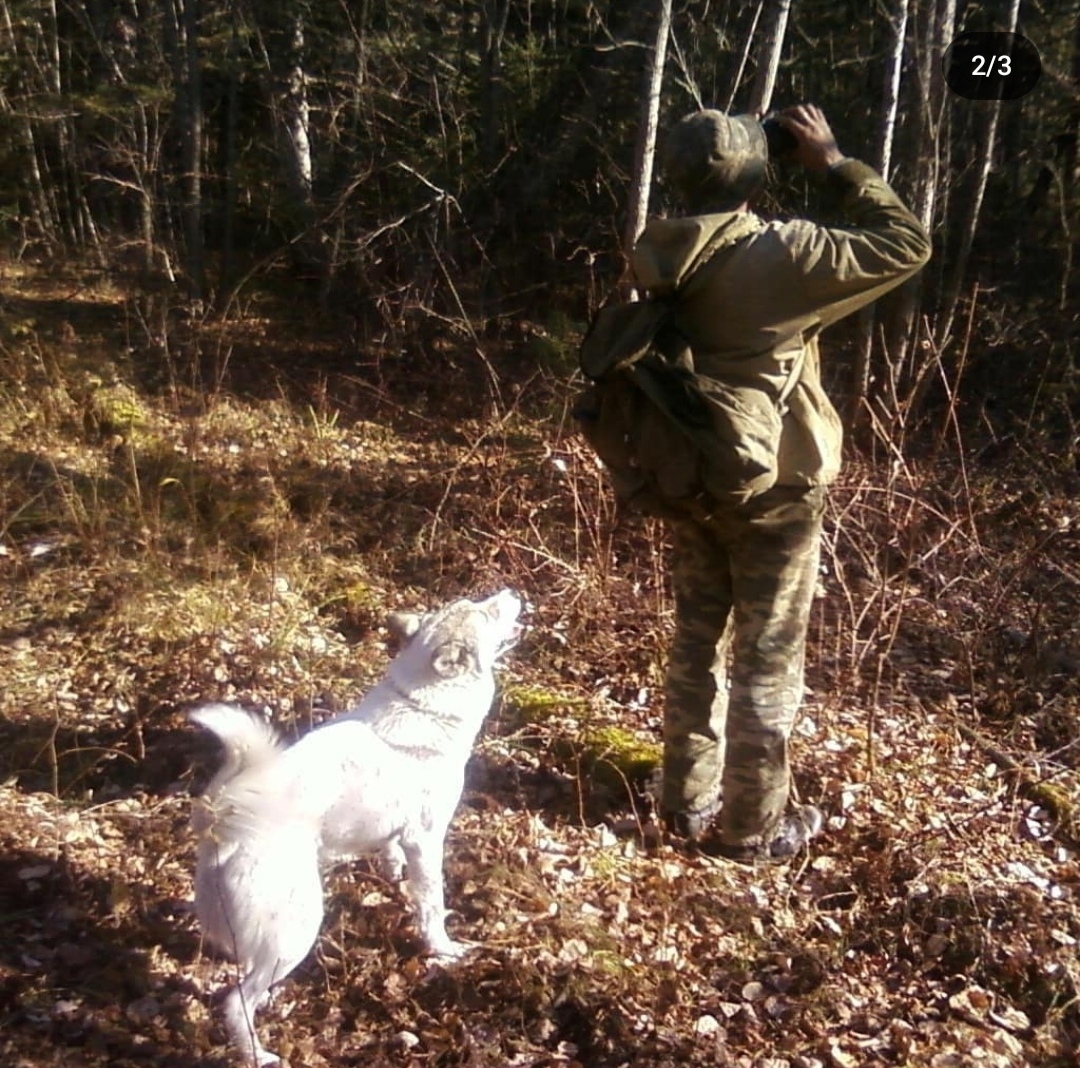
[{"x1": 630, "y1": 159, "x2": 932, "y2": 488}]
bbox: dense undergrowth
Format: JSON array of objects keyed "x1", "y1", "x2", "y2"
[{"x1": 1, "y1": 261, "x2": 1078, "y2": 1067}]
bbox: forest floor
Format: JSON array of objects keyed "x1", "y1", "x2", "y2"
[{"x1": 1, "y1": 261, "x2": 1079, "y2": 1068}]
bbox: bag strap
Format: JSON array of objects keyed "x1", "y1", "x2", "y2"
[
  {"x1": 669, "y1": 214, "x2": 761, "y2": 304},
  {"x1": 579, "y1": 217, "x2": 762, "y2": 380},
  {"x1": 609, "y1": 218, "x2": 758, "y2": 371},
  {"x1": 679, "y1": 221, "x2": 810, "y2": 415},
  {"x1": 776, "y1": 346, "x2": 806, "y2": 413}
]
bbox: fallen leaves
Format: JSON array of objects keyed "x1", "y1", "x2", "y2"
[{"x1": 1, "y1": 275, "x2": 1079, "y2": 1066}]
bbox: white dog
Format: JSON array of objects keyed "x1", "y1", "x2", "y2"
[{"x1": 190, "y1": 589, "x2": 522, "y2": 1065}]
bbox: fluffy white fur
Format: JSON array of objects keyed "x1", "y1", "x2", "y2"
[{"x1": 191, "y1": 589, "x2": 521, "y2": 1065}]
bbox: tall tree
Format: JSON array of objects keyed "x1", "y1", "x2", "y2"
[
  {"x1": 221, "y1": 2, "x2": 243, "y2": 290},
  {"x1": 936, "y1": 0, "x2": 1023, "y2": 348},
  {"x1": 0, "y1": 0, "x2": 57, "y2": 247},
  {"x1": 623, "y1": 0, "x2": 673, "y2": 267},
  {"x1": 848, "y1": 0, "x2": 911, "y2": 431},
  {"x1": 877, "y1": 0, "x2": 910, "y2": 185},
  {"x1": 478, "y1": 0, "x2": 511, "y2": 170},
  {"x1": 882, "y1": 0, "x2": 955, "y2": 422},
  {"x1": 257, "y1": 1, "x2": 325, "y2": 277},
  {"x1": 164, "y1": 0, "x2": 205, "y2": 300},
  {"x1": 725, "y1": 1, "x2": 764, "y2": 113},
  {"x1": 746, "y1": 0, "x2": 792, "y2": 115}
]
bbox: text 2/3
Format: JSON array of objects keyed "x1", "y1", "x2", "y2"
[
  {"x1": 970, "y1": 55, "x2": 1012, "y2": 78},
  {"x1": 943, "y1": 31, "x2": 1041, "y2": 100}
]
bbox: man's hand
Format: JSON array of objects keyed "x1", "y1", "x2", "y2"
[{"x1": 776, "y1": 104, "x2": 846, "y2": 172}]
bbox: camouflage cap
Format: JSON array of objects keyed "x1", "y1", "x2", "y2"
[{"x1": 662, "y1": 110, "x2": 768, "y2": 209}]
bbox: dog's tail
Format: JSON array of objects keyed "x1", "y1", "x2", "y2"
[{"x1": 191, "y1": 703, "x2": 284, "y2": 784}]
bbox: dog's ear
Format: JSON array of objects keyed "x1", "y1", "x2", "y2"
[
  {"x1": 387, "y1": 611, "x2": 422, "y2": 641},
  {"x1": 431, "y1": 640, "x2": 475, "y2": 679}
]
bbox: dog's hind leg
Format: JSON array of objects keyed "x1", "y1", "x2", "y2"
[
  {"x1": 221, "y1": 854, "x2": 324, "y2": 1065},
  {"x1": 223, "y1": 962, "x2": 283, "y2": 1067}
]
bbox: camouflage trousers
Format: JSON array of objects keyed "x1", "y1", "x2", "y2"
[{"x1": 662, "y1": 485, "x2": 825, "y2": 847}]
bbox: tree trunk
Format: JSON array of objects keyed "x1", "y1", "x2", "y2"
[
  {"x1": 725, "y1": 1, "x2": 764, "y2": 113},
  {"x1": 183, "y1": 0, "x2": 204, "y2": 301},
  {"x1": 479, "y1": 0, "x2": 511, "y2": 170},
  {"x1": 877, "y1": 0, "x2": 909, "y2": 185},
  {"x1": 259, "y1": 2, "x2": 325, "y2": 277},
  {"x1": 44, "y1": 0, "x2": 78, "y2": 248},
  {"x1": 221, "y1": 2, "x2": 241, "y2": 292},
  {"x1": 623, "y1": 0, "x2": 673, "y2": 269},
  {"x1": 1068, "y1": 8, "x2": 1080, "y2": 195},
  {"x1": 912, "y1": 0, "x2": 954, "y2": 283},
  {"x1": 935, "y1": 0, "x2": 1022, "y2": 349},
  {"x1": 277, "y1": 13, "x2": 314, "y2": 211},
  {"x1": 882, "y1": 0, "x2": 954, "y2": 427},
  {"x1": 847, "y1": 0, "x2": 910, "y2": 434},
  {"x1": 0, "y1": 0, "x2": 57, "y2": 246},
  {"x1": 165, "y1": 0, "x2": 205, "y2": 301},
  {"x1": 746, "y1": 0, "x2": 792, "y2": 116}
]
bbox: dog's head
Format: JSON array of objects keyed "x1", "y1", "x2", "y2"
[{"x1": 388, "y1": 589, "x2": 522, "y2": 683}]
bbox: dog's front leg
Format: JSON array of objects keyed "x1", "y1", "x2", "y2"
[
  {"x1": 400, "y1": 833, "x2": 468, "y2": 961},
  {"x1": 379, "y1": 838, "x2": 407, "y2": 883}
]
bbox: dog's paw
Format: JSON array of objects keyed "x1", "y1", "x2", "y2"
[
  {"x1": 379, "y1": 849, "x2": 407, "y2": 884},
  {"x1": 425, "y1": 938, "x2": 476, "y2": 964},
  {"x1": 237, "y1": 1039, "x2": 281, "y2": 1067},
  {"x1": 237, "y1": 1047, "x2": 280, "y2": 1067}
]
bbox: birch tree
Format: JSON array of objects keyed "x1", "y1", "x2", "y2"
[
  {"x1": 881, "y1": 0, "x2": 955, "y2": 420},
  {"x1": 746, "y1": 0, "x2": 792, "y2": 116},
  {"x1": 258, "y1": 2, "x2": 325, "y2": 276},
  {"x1": 912, "y1": 0, "x2": 955, "y2": 282},
  {"x1": 877, "y1": 0, "x2": 910, "y2": 185},
  {"x1": 936, "y1": 0, "x2": 1023, "y2": 348},
  {"x1": 725, "y1": 1, "x2": 764, "y2": 113},
  {"x1": 0, "y1": 0, "x2": 57, "y2": 247},
  {"x1": 623, "y1": 0, "x2": 673, "y2": 267},
  {"x1": 848, "y1": 0, "x2": 910, "y2": 431}
]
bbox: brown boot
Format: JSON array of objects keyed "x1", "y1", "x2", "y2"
[
  {"x1": 662, "y1": 795, "x2": 723, "y2": 842},
  {"x1": 706, "y1": 804, "x2": 824, "y2": 864}
]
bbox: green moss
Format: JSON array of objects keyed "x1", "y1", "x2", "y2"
[
  {"x1": 501, "y1": 683, "x2": 589, "y2": 723},
  {"x1": 501, "y1": 686, "x2": 660, "y2": 789},
  {"x1": 578, "y1": 725, "x2": 662, "y2": 784},
  {"x1": 325, "y1": 579, "x2": 391, "y2": 629},
  {"x1": 86, "y1": 381, "x2": 150, "y2": 436}
]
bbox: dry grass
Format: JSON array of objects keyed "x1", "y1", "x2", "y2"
[{"x1": 1, "y1": 263, "x2": 1078, "y2": 1067}]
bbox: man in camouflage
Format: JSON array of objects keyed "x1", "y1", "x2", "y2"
[{"x1": 631, "y1": 104, "x2": 931, "y2": 861}]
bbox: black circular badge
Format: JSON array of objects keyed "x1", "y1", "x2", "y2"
[{"x1": 944, "y1": 31, "x2": 1041, "y2": 100}]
